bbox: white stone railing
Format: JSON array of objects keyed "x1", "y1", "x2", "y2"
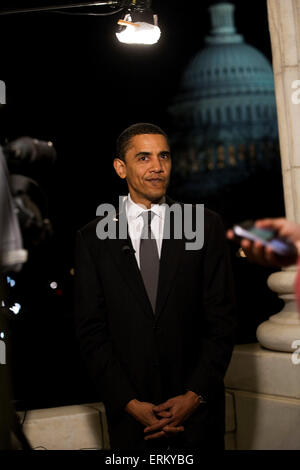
[
  {"x1": 225, "y1": 343, "x2": 300, "y2": 450},
  {"x1": 17, "y1": 402, "x2": 110, "y2": 450},
  {"x1": 17, "y1": 395, "x2": 236, "y2": 450}
]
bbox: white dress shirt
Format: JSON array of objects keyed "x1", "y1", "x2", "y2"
[{"x1": 125, "y1": 192, "x2": 166, "y2": 269}]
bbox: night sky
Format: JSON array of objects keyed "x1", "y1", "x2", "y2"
[{"x1": 0, "y1": 0, "x2": 284, "y2": 410}]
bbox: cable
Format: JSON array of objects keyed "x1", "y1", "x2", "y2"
[
  {"x1": 0, "y1": 1, "x2": 129, "y2": 17},
  {"x1": 0, "y1": 2, "x2": 119, "y2": 16},
  {"x1": 52, "y1": 1, "x2": 128, "y2": 16},
  {"x1": 50, "y1": 6, "x2": 126, "y2": 16},
  {"x1": 51, "y1": 0, "x2": 129, "y2": 16}
]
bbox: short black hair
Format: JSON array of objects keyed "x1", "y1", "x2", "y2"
[{"x1": 116, "y1": 123, "x2": 169, "y2": 161}]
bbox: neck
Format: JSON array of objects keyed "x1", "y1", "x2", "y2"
[{"x1": 129, "y1": 192, "x2": 165, "y2": 209}]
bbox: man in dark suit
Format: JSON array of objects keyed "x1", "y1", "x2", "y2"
[{"x1": 74, "y1": 123, "x2": 236, "y2": 450}]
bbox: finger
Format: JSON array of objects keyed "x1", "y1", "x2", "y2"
[
  {"x1": 265, "y1": 245, "x2": 296, "y2": 267},
  {"x1": 255, "y1": 218, "x2": 285, "y2": 230},
  {"x1": 254, "y1": 219, "x2": 299, "y2": 244},
  {"x1": 251, "y1": 244, "x2": 270, "y2": 266},
  {"x1": 264, "y1": 245, "x2": 281, "y2": 264},
  {"x1": 144, "y1": 418, "x2": 171, "y2": 434},
  {"x1": 162, "y1": 425, "x2": 184, "y2": 435},
  {"x1": 155, "y1": 411, "x2": 172, "y2": 418},
  {"x1": 243, "y1": 240, "x2": 269, "y2": 266},
  {"x1": 280, "y1": 223, "x2": 300, "y2": 242},
  {"x1": 144, "y1": 430, "x2": 167, "y2": 441},
  {"x1": 152, "y1": 402, "x2": 172, "y2": 413},
  {"x1": 252, "y1": 240, "x2": 265, "y2": 256},
  {"x1": 226, "y1": 229, "x2": 234, "y2": 240},
  {"x1": 253, "y1": 241, "x2": 282, "y2": 267},
  {"x1": 241, "y1": 239, "x2": 252, "y2": 250}
]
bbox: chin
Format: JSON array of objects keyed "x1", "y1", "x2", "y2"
[{"x1": 149, "y1": 190, "x2": 165, "y2": 201}]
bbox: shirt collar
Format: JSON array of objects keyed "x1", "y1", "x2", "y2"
[{"x1": 126, "y1": 192, "x2": 166, "y2": 220}]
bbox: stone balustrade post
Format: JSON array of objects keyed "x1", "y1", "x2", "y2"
[{"x1": 256, "y1": 0, "x2": 300, "y2": 352}]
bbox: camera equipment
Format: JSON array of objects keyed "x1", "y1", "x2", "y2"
[
  {"x1": 4, "y1": 137, "x2": 56, "y2": 248},
  {"x1": 0, "y1": 136, "x2": 56, "y2": 449}
]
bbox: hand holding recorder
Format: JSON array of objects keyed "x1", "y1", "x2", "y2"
[{"x1": 226, "y1": 218, "x2": 300, "y2": 267}]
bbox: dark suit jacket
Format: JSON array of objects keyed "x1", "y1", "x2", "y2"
[{"x1": 74, "y1": 196, "x2": 236, "y2": 449}]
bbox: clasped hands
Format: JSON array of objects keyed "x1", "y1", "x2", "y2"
[{"x1": 125, "y1": 391, "x2": 201, "y2": 440}]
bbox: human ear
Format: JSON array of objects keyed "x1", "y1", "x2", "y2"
[{"x1": 113, "y1": 158, "x2": 127, "y2": 179}]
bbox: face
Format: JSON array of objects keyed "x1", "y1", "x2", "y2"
[{"x1": 113, "y1": 134, "x2": 171, "y2": 208}]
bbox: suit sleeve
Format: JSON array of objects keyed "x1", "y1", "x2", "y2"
[
  {"x1": 74, "y1": 230, "x2": 136, "y2": 417},
  {"x1": 185, "y1": 212, "x2": 237, "y2": 401}
]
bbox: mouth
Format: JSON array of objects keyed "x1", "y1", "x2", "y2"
[{"x1": 146, "y1": 178, "x2": 164, "y2": 183}]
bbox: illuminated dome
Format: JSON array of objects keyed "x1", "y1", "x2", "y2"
[{"x1": 169, "y1": 2, "x2": 279, "y2": 196}]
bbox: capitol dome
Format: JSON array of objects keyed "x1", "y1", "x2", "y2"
[
  {"x1": 182, "y1": 43, "x2": 275, "y2": 101},
  {"x1": 169, "y1": 2, "x2": 279, "y2": 196}
]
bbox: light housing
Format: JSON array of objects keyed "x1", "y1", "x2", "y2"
[{"x1": 116, "y1": 0, "x2": 160, "y2": 45}]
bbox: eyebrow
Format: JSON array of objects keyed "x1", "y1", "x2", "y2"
[{"x1": 135, "y1": 150, "x2": 171, "y2": 158}]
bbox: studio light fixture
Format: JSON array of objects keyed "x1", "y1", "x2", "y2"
[
  {"x1": 116, "y1": 0, "x2": 161, "y2": 45},
  {"x1": 0, "y1": 1, "x2": 161, "y2": 46}
]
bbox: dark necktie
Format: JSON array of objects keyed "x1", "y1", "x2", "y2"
[{"x1": 139, "y1": 211, "x2": 160, "y2": 313}]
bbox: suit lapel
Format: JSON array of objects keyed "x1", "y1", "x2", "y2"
[
  {"x1": 155, "y1": 197, "x2": 185, "y2": 319},
  {"x1": 106, "y1": 202, "x2": 155, "y2": 320},
  {"x1": 105, "y1": 195, "x2": 186, "y2": 321}
]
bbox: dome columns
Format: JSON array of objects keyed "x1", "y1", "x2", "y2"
[{"x1": 256, "y1": 0, "x2": 300, "y2": 352}]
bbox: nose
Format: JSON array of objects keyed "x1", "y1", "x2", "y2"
[{"x1": 150, "y1": 156, "x2": 164, "y2": 173}]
